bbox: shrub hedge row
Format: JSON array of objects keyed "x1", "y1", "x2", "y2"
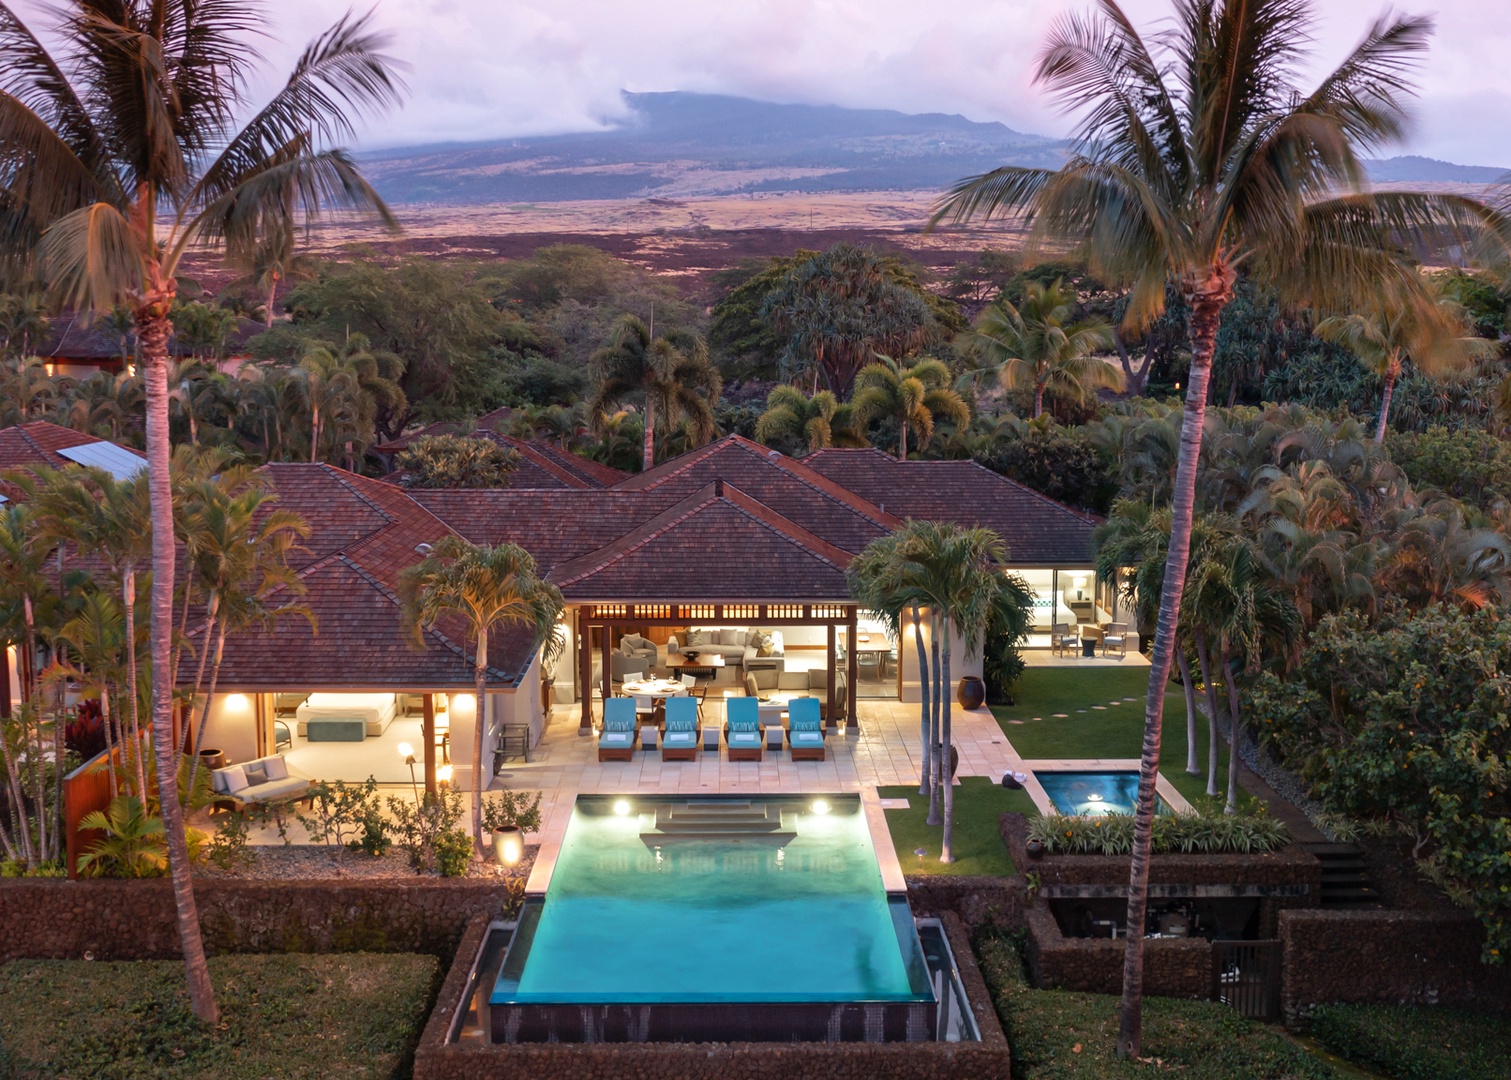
[{"x1": 1308, "y1": 1003, "x2": 1511, "y2": 1080}]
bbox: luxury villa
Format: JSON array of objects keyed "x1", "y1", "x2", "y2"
[{"x1": 171, "y1": 432, "x2": 1116, "y2": 796}]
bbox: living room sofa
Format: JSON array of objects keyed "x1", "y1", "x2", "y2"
[
  {"x1": 668, "y1": 628, "x2": 785, "y2": 671},
  {"x1": 210, "y1": 753, "x2": 313, "y2": 812}
]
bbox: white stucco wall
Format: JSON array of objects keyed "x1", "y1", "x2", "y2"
[
  {"x1": 195, "y1": 692, "x2": 260, "y2": 763},
  {"x1": 897, "y1": 614, "x2": 984, "y2": 705}
]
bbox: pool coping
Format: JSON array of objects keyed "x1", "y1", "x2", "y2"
[
  {"x1": 1018, "y1": 759, "x2": 1195, "y2": 815},
  {"x1": 862, "y1": 785, "x2": 908, "y2": 894}
]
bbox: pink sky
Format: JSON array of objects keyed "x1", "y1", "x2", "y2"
[{"x1": 16, "y1": 1, "x2": 1511, "y2": 167}]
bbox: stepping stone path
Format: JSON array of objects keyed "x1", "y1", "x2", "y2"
[
  {"x1": 1123, "y1": 696, "x2": 1139, "y2": 701},
  {"x1": 1109, "y1": 701, "x2": 1121, "y2": 706},
  {"x1": 1053, "y1": 713, "x2": 1069, "y2": 718},
  {"x1": 1076, "y1": 709, "x2": 1087, "y2": 713},
  {"x1": 1007, "y1": 719, "x2": 1025, "y2": 725},
  {"x1": 1032, "y1": 717, "x2": 1042, "y2": 721},
  {"x1": 1092, "y1": 705, "x2": 1107, "y2": 710}
]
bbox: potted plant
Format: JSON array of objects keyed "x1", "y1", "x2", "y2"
[{"x1": 482, "y1": 789, "x2": 543, "y2": 866}]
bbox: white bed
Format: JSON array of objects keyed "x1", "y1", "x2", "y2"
[
  {"x1": 1030, "y1": 595, "x2": 1079, "y2": 632},
  {"x1": 295, "y1": 693, "x2": 398, "y2": 738}
]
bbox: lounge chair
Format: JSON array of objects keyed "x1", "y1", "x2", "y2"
[
  {"x1": 662, "y1": 697, "x2": 700, "y2": 762},
  {"x1": 598, "y1": 698, "x2": 638, "y2": 762},
  {"x1": 787, "y1": 697, "x2": 826, "y2": 761},
  {"x1": 725, "y1": 697, "x2": 763, "y2": 762},
  {"x1": 1101, "y1": 622, "x2": 1129, "y2": 658}
]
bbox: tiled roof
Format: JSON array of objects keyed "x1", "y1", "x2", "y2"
[
  {"x1": 38, "y1": 310, "x2": 263, "y2": 363},
  {"x1": 0, "y1": 421, "x2": 143, "y2": 472},
  {"x1": 609, "y1": 435, "x2": 900, "y2": 552},
  {"x1": 550, "y1": 481, "x2": 855, "y2": 602},
  {"x1": 187, "y1": 464, "x2": 538, "y2": 690},
  {"x1": 802, "y1": 448, "x2": 1100, "y2": 565}
]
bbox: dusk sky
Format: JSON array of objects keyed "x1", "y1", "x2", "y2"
[{"x1": 21, "y1": 0, "x2": 1511, "y2": 167}]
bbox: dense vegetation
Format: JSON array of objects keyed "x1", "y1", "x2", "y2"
[{"x1": 1307, "y1": 1002, "x2": 1511, "y2": 1080}]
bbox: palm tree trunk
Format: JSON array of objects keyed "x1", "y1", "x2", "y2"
[
  {"x1": 1193, "y1": 630, "x2": 1223, "y2": 797},
  {"x1": 1032, "y1": 384, "x2": 1045, "y2": 419},
  {"x1": 1116, "y1": 266, "x2": 1231, "y2": 1060},
  {"x1": 927, "y1": 612, "x2": 943, "y2": 826},
  {"x1": 1177, "y1": 648, "x2": 1200, "y2": 775},
  {"x1": 641, "y1": 397, "x2": 655, "y2": 472},
  {"x1": 1374, "y1": 365, "x2": 1397, "y2": 444},
  {"x1": 1222, "y1": 654, "x2": 1243, "y2": 816},
  {"x1": 310, "y1": 403, "x2": 320, "y2": 464},
  {"x1": 0, "y1": 703, "x2": 33, "y2": 865},
  {"x1": 472, "y1": 627, "x2": 488, "y2": 856},
  {"x1": 185, "y1": 623, "x2": 227, "y2": 797},
  {"x1": 898, "y1": 420, "x2": 908, "y2": 461},
  {"x1": 123, "y1": 570, "x2": 148, "y2": 800},
  {"x1": 939, "y1": 631, "x2": 955, "y2": 863},
  {"x1": 912, "y1": 605, "x2": 931, "y2": 798},
  {"x1": 137, "y1": 294, "x2": 220, "y2": 1026}
]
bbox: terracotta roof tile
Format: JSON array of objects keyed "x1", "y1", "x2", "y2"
[{"x1": 803, "y1": 448, "x2": 1100, "y2": 565}]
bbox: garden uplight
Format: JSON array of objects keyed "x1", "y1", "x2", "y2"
[{"x1": 613, "y1": 799, "x2": 632, "y2": 816}]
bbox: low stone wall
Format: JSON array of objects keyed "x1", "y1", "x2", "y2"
[
  {"x1": 1021, "y1": 906, "x2": 1212, "y2": 998},
  {"x1": 1280, "y1": 909, "x2": 1511, "y2": 1024},
  {"x1": 904, "y1": 875, "x2": 1023, "y2": 929},
  {"x1": 0, "y1": 877, "x2": 518, "y2": 962},
  {"x1": 413, "y1": 913, "x2": 1012, "y2": 1080},
  {"x1": 1000, "y1": 814, "x2": 1320, "y2": 933}
]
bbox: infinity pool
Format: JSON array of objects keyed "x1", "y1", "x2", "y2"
[
  {"x1": 1037, "y1": 770, "x2": 1171, "y2": 816},
  {"x1": 492, "y1": 795, "x2": 932, "y2": 1008}
]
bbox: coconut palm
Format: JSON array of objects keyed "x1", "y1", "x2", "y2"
[
  {"x1": 298, "y1": 335, "x2": 406, "y2": 467},
  {"x1": 0, "y1": 500, "x2": 48, "y2": 866},
  {"x1": 587, "y1": 314, "x2": 721, "y2": 471},
  {"x1": 852, "y1": 355, "x2": 971, "y2": 460},
  {"x1": 957, "y1": 280, "x2": 1120, "y2": 418},
  {"x1": 1316, "y1": 274, "x2": 1496, "y2": 443},
  {"x1": 754, "y1": 386, "x2": 865, "y2": 454},
  {"x1": 932, "y1": 0, "x2": 1511, "y2": 1053},
  {"x1": 399, "y1": 537, "x2": 563, "y2": 854},
  {"x1": 3, "y1": 0, "x2": 403, "y2": 1022}
]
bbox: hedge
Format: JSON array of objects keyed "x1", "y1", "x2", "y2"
[{"x1": 1308, "y1": 1003, "x2": 1511, "y2": 1080}]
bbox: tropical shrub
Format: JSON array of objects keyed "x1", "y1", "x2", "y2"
[
  {"x1": 1309, "y1": 1003, "x2": 1511, "y2": 1080},
  {"x1": 1026, "y1": 808, "x2": 1289, "y2": 856},
  {"x1": 481, "y1": 789, "x2": 543, "y2": 834},
  {"x1": 77, "y1": 796, "x2": 168, "y2": 878},
  {"x1": 387, "y1": 787, "x2": 468, "y2": 874},
  {"x1": 206, "y1": 811, "x2": 254, "y2": 872},
  {"x1": 1388, "y1": 426, "x2": 1511, "y2": 508},
  {"x1": 1249, "y1": 605, "x2": 1511, "y2": 962},
  {"x1": 976, "y1": 426, "x2": 1119, "y2": 514},
  {"x1": 433, "y1": 828, "x2": 474, "y2": 878},
  {"x1": 394, "y1": 434, "x2": 521, "y2": 488},
  {"x1": 295, "y1": 777, "x2": 386, "y2": 853}
]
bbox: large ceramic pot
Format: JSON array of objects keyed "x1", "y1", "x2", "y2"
[
  {"x1": 957, "y1": 675, "x2": 986, "y2": 711},
  {"x1": 491, "y1": 826, "x2": 524, "y2": 867},
  {"x1": 1025, "y1": 838, "x2": 1046, "y2": 860},
  {"x1": 197, "y1": 748, "x2": 226, "y2": 771}
]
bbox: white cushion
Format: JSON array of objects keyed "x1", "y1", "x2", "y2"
[
  {"x1": 717, "y1": 629, "x2": 742, "y2": 646},
  {"x1": 218, "y1": 764, "x2": 250, "y2": 795},
  {"x1": 263, "y1": 756, "x2": 289, "y2": 781}
]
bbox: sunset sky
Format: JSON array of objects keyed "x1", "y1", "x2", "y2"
[{"x1": 19, "y1": 1, "x2": 1511, "y2": 167}]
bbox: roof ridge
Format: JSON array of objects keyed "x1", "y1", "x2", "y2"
[{"x1": 952, "y1": 458, "x2": 1105, "y2": 525}]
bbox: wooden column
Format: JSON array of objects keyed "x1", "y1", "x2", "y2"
[
  {"x1": 826, "y1": 623, "x2": 837, "y2": 731},
  {"x1": 422, "y1": 693, "x2": 437, "y2": 798},
  {"x1": 845, "y1": 607, "x2": 858, "y2": 733},
  {"x1": 600, "y1": 624, "x2": 612, "y2": 710},
  {"x1": 577, "y1": 609, "x2": 593, "y2": 732}
]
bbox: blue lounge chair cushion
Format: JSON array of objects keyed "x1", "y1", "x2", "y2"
[
  {"x1": 790, "y1": 731, "x2": 824, "y2": 747},
  {"x1": 599, "y1": 731, "x2": 634, "y2": 747},
  {"x1": 665, "y1": 698, "x2": 698, "y2": 727},
  {"x1": 788, "y1": 697, "x2": 822, "y2": 728},
  {"x1": 603, "y1": 698, "x2": 638, "y2": 730},
  {"x1": 726, "y1": 698, "x2": 759, "y2": 728},
  {"x1": 603, "y1": 715, "x2": 636, "y2": 734},
  {"x1": 728, "y1": 731, "x2": 761, "y2": 747},
  {"x1": 663, "y1": 731, "x2": 697, "y2": 748},
  {"x1": 790, "y1": 715, "x2": 823, "y2": 734},
  {"x1": 665, "y1": 714, "x2": 697, "y2": 733},
  {"x1": 728, "y1": 717, "x2": 759, "y2": 733}
]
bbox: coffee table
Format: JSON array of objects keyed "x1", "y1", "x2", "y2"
[{"x1": 667, "y1": 653, "x2": 725, "y2": 679}]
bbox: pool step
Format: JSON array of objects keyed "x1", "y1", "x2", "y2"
[{"x1": 641, "y1": 802, "x2": 795, "y2": 845}]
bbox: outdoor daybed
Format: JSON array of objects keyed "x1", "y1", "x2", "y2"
[
  {"x1": 661, "y1": 698, "x2": 700, "y2": 761},
  {"x1": 210, "y1": 753, "x2": 313, "y2": 813},
  {"x1": 787, "y1": 698, "x2": 826, "y2": 761},
  {"x1": 725, "y1": 698, "x2": 763, "y2": 762},
  {"x1": 598, "y1": 698, "x2": 638, "y2": 762}
]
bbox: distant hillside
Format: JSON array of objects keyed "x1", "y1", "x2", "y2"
[
  {"x1": 360, "y1": 91, "x2": 1067, "y2": 204},
  {"x1": 1364, "y1": 156, "x2": 1508, "y2": 184}
]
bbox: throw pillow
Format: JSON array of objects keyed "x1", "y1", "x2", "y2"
[
  {"x1": 263, "y1": 756, "x2": 289, "y2": 781},
  {"x1": 668, "y1": 635, "x2": 680, "y2": 652},
  {"x1": 718, "y1": 628, "x2": 742, "y2": 646},
  {"x1": 745, "y1": 628, "x2": 761, "y2": 647},
  {"x1": 219, "y1": 764, "x2": 250, "y2": 795},
  {"x1": 685, "y1": 629, "x2": 705, "y2": 647},
  {"x1": 756, "y1": 631, "x2": 775, "y2": 657},
  {"x1": 243, "y1": 761, "x2": 268, "y2": 785}
]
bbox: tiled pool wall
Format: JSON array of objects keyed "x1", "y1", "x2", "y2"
[{"x1": 417, "y1": 913, "x2": 1011, "y2": 1078}]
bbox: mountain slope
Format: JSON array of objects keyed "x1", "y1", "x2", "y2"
[{"x1": 361, "y1": 91, "x2": 1067, "y2": 203}]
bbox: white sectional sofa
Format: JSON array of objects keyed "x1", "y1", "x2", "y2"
[{"x1": 668, "y1": 628, "x2": 785, "y2": 671}]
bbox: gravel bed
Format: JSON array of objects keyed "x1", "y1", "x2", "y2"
[{"x1": 196, "y1": 844, "x2": 538, "y2": 882}]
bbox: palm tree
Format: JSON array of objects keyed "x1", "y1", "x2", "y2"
[
  {"x1": 0, "y1": 500, "x2": 48, "y2": 867},
  {"x1": 956, "y1": 280, "x2": 1120, "y2": 418},
  {"x1": 1316, "y1": 274, "x2": 1495, "y2": 443},
  {"x1": 400, "y1": 537, "x2": 563, "y2": 853},
  {"x1": 587, "y1": 314, "x2": 721, "y2": 471},
  {"x1": 6, "y1": 1, "x2": 404, "y2": 1023},
  {"x1": 754, "y1": 386, "x2": 865, "y2": 453},
  {"x1": 298, "y1": 335, "x2": 406, "y2": 467},
  {"x1": 852, "y1": 355, "x2": 971, "y2": 460},
  {"x1": 932, "y1": 1, "x2": 1511, "y2": 1054}
]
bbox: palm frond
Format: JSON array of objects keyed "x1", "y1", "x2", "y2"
[
  {"x1": 1297, "y1": 12, "x2": 1434, "y2": 152},
  {"x1": 38, "y1": 201, "x2": 143, "y2": 312}
]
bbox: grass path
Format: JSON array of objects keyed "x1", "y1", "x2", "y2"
[{"x1": 878, "y1": 776, "x2": 1036, "y2": 876}]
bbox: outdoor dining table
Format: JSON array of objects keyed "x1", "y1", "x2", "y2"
[{"x1": 621, "y1": 679, "x2": 688, "y2": 716}]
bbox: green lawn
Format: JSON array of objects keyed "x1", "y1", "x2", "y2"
[
  {"x1": 1308, "y1": 1003, "x2": 1511, "y2": 1080},
  {"x1": 993, "y1": 666, "x2": 1240, "y2": 809},
  {"x1": 974, "y1": 927, "x2": 1339, "y2": 1079},
  {"x1": 879, "y1": 776, "x2": 1036, "y2": 877},
  {"x1": 0, "y1": 953, "x2": 439, "y2": 1079}
]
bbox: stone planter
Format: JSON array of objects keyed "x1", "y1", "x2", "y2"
[
  {"x1": 491, "y1": 826, "x2": 524, "y2": 867},
  {"x1": 957, "y1": 676, "x2": 986, "y2": 711}
]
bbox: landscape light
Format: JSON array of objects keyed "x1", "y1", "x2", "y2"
[
  {"x1": 811, "y1": 798, "x2": 830, "y2": 815},
  {"x1": 1086, "y1": 793, "x2": 1103, "y2": 802},
  {"x1": 436, "y1": 764, "x2": 453, "y2": 785},
  {"x1": 396, "y1": 741, "x2": 415, "y2": 759},
  {"x1": 613, "y1": 798, "x2": 632, "y2": 816},
  {"x1": 499, "y1": 832, "x2": 523, "y2": 866}
]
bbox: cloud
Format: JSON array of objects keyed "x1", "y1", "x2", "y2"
[{"x1": 12, "y1": 0, "x2": 1511, "y2": 166}]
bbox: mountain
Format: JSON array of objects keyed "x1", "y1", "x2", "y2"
[
  {"x1": 360, "y1": 91, "x2": 1068, "y2": 204},
  {"x1": 1363, "y1": 156, "x2": 1509, "y2": 184}
]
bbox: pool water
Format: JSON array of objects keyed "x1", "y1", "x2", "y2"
[
  {"x1": 1037, "y1": 771, "x2": 1170, "y2": 816},
  {"x1": 492, "y1": 795, "x2": 932, "y2": 1005}
]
